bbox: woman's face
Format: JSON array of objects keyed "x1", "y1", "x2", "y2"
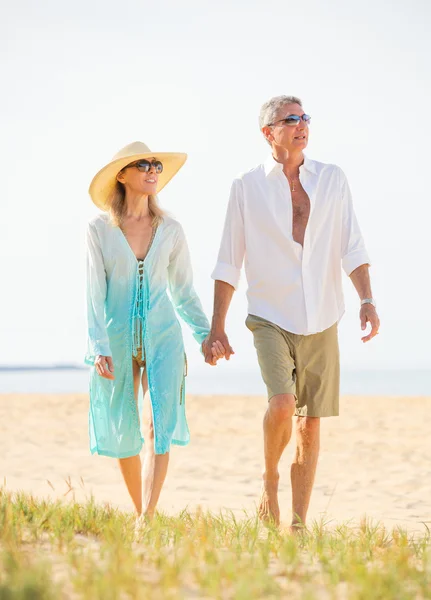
[{"x1": 117, "y1": 157, "x2": 161, "y2": 196}]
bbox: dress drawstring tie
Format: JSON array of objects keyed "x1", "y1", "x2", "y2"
[{"x1": 132, "y1": 260, "x2": 150, "y2": 356}]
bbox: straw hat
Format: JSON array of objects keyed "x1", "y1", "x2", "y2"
[{"x1": 89, "y1": 141, "x2": 187, "y2": 210}]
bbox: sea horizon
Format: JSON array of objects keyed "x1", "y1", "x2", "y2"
[{"x1": 0, "y1": 365, "x2": 429, "y2": 396}]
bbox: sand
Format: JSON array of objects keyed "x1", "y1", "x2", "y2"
[{"x1": 1, "y1": 394, "x2": 430, "y2": 533}]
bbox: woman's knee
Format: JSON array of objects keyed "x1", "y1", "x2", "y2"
[
  {"x1": 268, "y1": 394, "x2": 296, "y2": 420},
  {"x1": 144, "y1": 418, "x2": 155, "y2": 441}
]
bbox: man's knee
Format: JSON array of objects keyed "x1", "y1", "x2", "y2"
[{"x1": 268, "y1": 394, "x2": 296, "y2": 421}]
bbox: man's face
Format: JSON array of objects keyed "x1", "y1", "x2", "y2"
[{"x1": 264, "y1": 103, "x2": 309, "y2": 152}]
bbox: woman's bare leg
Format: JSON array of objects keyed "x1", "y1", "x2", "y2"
[
  {"x1": 118, "y1": 360, "x2": 143, "y2": 515},
  {"x1": 141, "y1": 368, "x2": 170, "y2": 518}
]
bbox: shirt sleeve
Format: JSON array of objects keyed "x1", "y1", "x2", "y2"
[
  {"x1": 211, "y1": 178, "x2": 245, "y2": 289},
  {"x1": 85, "y1": 222, "x2": 111, "y2": 364},
  {"x1": 340, "y1": 169, "x2": 371, "y2": 276},
  {"x1": 168, "y1": 224, "x2": 211, "y2": 347}
]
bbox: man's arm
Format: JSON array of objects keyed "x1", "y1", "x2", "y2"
[
  {"x1": 339, "y1": 168, "x2": 380, "y2": 343},
  {"x1": 349, "y1": 264, "x2": 380, "y2": 343},
  {"x1": 204, "y1": 179, "x2": 245, "y2": 363},
  {"x1": 203, "y1": 281, "x2": 236, "y2": 364}
]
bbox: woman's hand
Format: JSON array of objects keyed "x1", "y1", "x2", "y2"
[
  {"x1": 94, "y1": 355, "x2": 115, "y2": 379},
  {"x1": 202, "y1": 338, "x2": 217, "y2": 366}
]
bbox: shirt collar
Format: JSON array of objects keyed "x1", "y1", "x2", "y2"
[{"x1": 264, "y1": 154, "x2": 316, "y2": 177}]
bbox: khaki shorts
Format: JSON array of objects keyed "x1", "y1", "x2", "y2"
[{"x1": 245, "y1": 314, "x2": 340, "y2": 417}]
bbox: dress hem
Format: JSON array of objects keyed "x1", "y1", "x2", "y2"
[
  {"x1": 90, "y1": 437, "x2": 189, "y2": 458},
  {"x1": 90, "y1": 446, "x2": 143, "y2": 459},
  {"x1": 171, "y1": 439, "x2": 189, "y2": 447}
]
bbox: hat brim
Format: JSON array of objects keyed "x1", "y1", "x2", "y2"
[{"x1": 89, "y1": 152, "x2": 187, "y2": 210}]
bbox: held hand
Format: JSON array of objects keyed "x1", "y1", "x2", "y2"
[
  {"x1": 360, "y1": 305, "x2": 380, "y2": 343},
  {"x1": 94, "y1": 355, "x2": 115, "y2": 379},
  {"x1": 202, "y1": 331, "x2": 235, "y2": 366},
  {"x1": 211, "y1": 340, "x2": 227, "y2": 362},
  {"x1": 202, "y1": 338, "x2": 217, "y2": 366}
]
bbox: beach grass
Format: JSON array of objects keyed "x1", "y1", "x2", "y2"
[{"x1": 0, "y1": 487, "x2": 430, "y2": 599}]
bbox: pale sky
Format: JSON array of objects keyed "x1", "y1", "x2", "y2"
[{"x1": 2, "y1": 0, "x2": 430, "y2": 374}]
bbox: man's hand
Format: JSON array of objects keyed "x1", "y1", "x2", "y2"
[
  {"x1": 202, "y1": 331, "x2": 235, "y2": 366},
  {"x1": 94, "y1": 355, "x2": 115, "y2": 379},
  {"x1": 360, "y1": 305, "x2": 380, "y2": 343},
  {"x1": 211, "y1": 340, "x2": 228, "y2": 363}
]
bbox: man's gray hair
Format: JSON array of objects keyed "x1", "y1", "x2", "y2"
[{"x1": 259, "y1": 95, "x2": 303, "y2": 130}]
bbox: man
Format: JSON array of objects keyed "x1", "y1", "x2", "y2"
[{"x1": 204, "y1": 95, "x2": 380, "y2": 530}]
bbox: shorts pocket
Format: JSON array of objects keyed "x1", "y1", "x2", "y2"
[{"x1": 245, "y1": 314, "x2": 260, "y2": 331}]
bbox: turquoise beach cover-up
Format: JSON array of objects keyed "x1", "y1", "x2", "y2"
[{"x1": 85, "y1": 213, "x2": 210, "y2": 457}]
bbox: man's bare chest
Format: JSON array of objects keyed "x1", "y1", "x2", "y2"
[{"x1": 291, "y1": 185, "x2": 310, "y2": 246}]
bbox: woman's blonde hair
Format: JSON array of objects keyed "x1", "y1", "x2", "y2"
[{"x1": 109, "y1": 179, "x2": 165, "y2": 227}]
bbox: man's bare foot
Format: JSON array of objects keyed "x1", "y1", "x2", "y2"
[
  {"x1": 289, "y1": 521, "x2": 306, "y2": 536},
  {"x1": 258, "y1": 475, "x2": 280, "y2": 526}
]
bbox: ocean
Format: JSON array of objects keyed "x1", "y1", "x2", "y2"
[{"x1": 0, "y1": 366, "x2": 429, "y2": 396}]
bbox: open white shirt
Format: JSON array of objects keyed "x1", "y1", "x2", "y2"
[{"x1": 211, "y1": 155, "x2": 370, "y2": 336}]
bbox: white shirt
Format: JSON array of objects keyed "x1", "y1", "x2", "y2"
[{"x1": 211, "y1": 155, "x2": 370, "y2": 336}]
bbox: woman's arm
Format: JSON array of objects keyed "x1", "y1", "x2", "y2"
[
  {"x1": 85, "y1": 222, "x2": 114, "y2": 378},
  {"x1": 167, "y1": 224, "x2": 210, "y2": 348}
]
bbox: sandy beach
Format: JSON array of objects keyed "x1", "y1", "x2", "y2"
[{"x1": 1, "y1": 394, "x2": 430, "y2": 534}]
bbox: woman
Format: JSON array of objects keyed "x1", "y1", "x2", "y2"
[{"x1": 86, "y1": 141, "x2": 224, "y2": 520}]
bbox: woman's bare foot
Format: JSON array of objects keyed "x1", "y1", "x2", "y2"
[
  {"x1": 133, "y1": 513, "x2": 153, "y2": 541},
  {"x1": 258, "y1": 475, "x2": 280, "y2": 526},
  {"x1": 133, "y1": 515, "x2": 146, "y2": 541}
]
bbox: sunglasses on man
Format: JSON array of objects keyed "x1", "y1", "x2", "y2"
[
  {"x1": 123, "y1": 159, "x2": 164, "y2": 174},
  {"x1": 268, "y1": 114, "x2": 311, "y2": 127}
]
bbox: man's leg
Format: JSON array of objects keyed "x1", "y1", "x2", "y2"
[
  {"x1": 244, "y1": 315, "x2": 297, "y2": 526},
  {"x1": 290, "y1": 416, "x2": 320, "y2": 529},
  {"x1": 259, "y1": 393, "x2": 296, "y2": 525},
  {"x1": 291, "y1": 323, "x2": 339, "y2": 530}
]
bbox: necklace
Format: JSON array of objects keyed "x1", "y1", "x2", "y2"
[{"x1": 287, "y1": 176, "x2": 299, "y2": 192}]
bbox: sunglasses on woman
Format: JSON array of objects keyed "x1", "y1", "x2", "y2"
[
  {"x1": 124, "y1": 159, "x2": 164, "y2": 174},
  {"x1": 269, "y1": 114, "x2": 311, "y2": 127}
]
